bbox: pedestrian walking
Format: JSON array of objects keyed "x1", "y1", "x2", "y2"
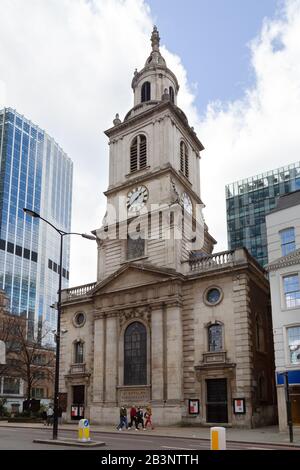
[
  {"x1": 128, "y1": 405, "x2": 138, "y2": 430},
  {"x1": 46, "y1": 405, "x2": 54, "y2": 426},
  {"x1": 136, "y1": 406, "x2": 145, "y2": 430},
  {"x1": 144, "y1": 406, "x2": 154, "y2": 430},
  {"x1": 116, "y1": 406, "x2": 128, "y2": 431},
  {"x1": 41, "y1": 409, "x2": 47, "y2": 426}
]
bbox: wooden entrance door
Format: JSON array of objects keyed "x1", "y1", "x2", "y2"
[
  {"x1": 291, "y1": 388, "x2": 300, "y2": 425},
  {"x1": 206, "y1": 378, "x2": 228, "y2": 423},
  {"x1": 71, "y1": 385, "x2": 85, "y2": 420}
]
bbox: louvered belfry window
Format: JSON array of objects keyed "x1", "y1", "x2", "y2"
[
  {"x1": 180, "y1": 141, "x2": 189, "y2": 178},
  {"x1": 141, "y1": 81, "x2": 151, "y2": 102},
  {"x1": 130, "y1": 135, "x2": 147, "y2": 173}
]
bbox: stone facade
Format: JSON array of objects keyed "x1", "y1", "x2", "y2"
[
  {"x1": 266, "y1": 191, "x2": 300, "y2": 430},
  {"x1": 59, "y1": 27, "x2": 276, "y2": 427},
  {"x1": 60, "y1": 249, "x2": 275, "y2": 427}
]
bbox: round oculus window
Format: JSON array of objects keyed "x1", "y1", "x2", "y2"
[
  {"x1": 205, "y1": 288, "x2": 222, "y2": 305},
  {"x1": 74, "y1": 312, "x2": 85, "y2": 327}
]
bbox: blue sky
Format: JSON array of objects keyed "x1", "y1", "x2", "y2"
[
  {"x1": 1, "y1": 0, "x2": 299, "y2": 285},
  {"x1": 148, "y1": 0, "x2": 280, "y2": 112}
]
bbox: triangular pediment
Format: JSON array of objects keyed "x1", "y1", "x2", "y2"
[{"x1": 91, "y1": 263, "x2": 180, "y2": 295}]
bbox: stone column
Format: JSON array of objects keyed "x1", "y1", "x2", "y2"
[
  {"x1": 151, "y1": 307, "x2": 164, "y2": 404},
  {"x1": 93, "y1": 316, "x2": 105, "y2": 403},
  {"x1": 166, "y1": 302, "x2": 183, "y2": 403},
  {"x1": 232, "y1": 273, "x2": 253, "y2": 426},
  {"x1": 105, "y1": 315, "x2": 118, "y2": 405}
]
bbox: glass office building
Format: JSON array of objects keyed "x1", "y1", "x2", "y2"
[
  {"x1": 226, "y1": 162, "x2": 300, "y2": 267},
  {"x1": 0, "y1": 108, "x2": 73, "y2": 342}
]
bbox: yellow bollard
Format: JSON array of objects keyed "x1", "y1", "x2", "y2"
[
  {"x1": 78, "y1": 418, "x2": 91, "y2": 442},
  {"x1": 210, "y1": 426, "x2": 226, "y2": 450}
]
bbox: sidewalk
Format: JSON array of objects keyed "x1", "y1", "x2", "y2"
[{"x1": 1, "y1": 421, "x2": 300, "y2": 447}]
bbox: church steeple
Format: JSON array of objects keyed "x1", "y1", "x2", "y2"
[{"x1": 131, "y1": 26, "x2": 179, "y2": 106}]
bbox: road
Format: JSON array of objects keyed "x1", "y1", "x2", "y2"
[{"x1": 0, "y1": 427, "x2": 298, "y2": 450}]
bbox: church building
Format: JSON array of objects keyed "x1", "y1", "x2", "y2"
[{"x1": 59, "y1": 27, "x2": 276, "y2": 427}]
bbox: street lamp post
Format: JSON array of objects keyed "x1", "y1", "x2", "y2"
[{"x1": 23, "y1": 208, "x2": 96, "y2": 440}]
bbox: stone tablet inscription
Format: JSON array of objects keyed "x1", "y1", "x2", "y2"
[{"x1": 118, "y1": 387, "x2": 150, "y2": 405}]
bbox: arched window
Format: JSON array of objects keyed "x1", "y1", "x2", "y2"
[
  {"x1": 141, "y1": 81, "x2": 151, "y2": 102},
  {"x1": 74, "y1": 341, "x2": 84, "y2": 364},
  {"x1": 208, "y1": 324, "x2": 223, "y2": 352},
  {"x1": 124, "y1": 322, "x2": 147, "y2": 385},
  {"x1": 180, "y1": 141, "x2": 189, "y2": 178},
  {"x1": 169, "y1": 86, "x2": 175, "y2": 103},
  {"x1": 130, "y1": 135, "x2": 147, "y2": 173}
]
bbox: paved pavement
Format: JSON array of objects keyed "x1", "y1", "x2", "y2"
[
  {"x1": 0, "y1": 426, "x2": 299, "y2": 450},
  {"x1": 0, "y1": 421, "x2": 300, "y2": 447}
]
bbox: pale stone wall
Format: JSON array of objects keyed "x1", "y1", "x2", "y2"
[
  {"x1": 266, "y1": 201, "x2": 300, "y2": 430},
  {"x1": 106, "y1": 113, "x2": 200, "y2": 200},
  {"x1": 133, "y1": 68, "x2": 178, "y2": 106},
  {"x1": 277, "y1": 386, "x2": 288, "y2": 431},
  {"x1": 266, "y1": 203, "x2": 300, "y2": 263}
]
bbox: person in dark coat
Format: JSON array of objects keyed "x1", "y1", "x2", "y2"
[
  {"x1": 136, "y1": 406, "x2": 145, "y2": 430},
  {"x1": 41, "y1": 410, "x2": 47, "y2": 426},
  {"x1": 116, "y1": 406, "x2": 128, "y2": 431}
]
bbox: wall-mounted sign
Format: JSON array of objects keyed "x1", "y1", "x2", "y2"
[
  {"x1": 233, "y1": 398, "x2": 246, "y2": 414},
  {"x1": 188, "y1": 399, "x2": 200, "y2": 415}
]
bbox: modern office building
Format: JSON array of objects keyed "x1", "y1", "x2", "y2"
[
  {"x1": 226, "y1": 162, "x2": 300, "y2": 267},
  {"x1": 0, "y1": 108, "x2": 73, "y2": 341}
]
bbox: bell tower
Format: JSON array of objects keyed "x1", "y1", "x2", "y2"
[{"x1": 96, "y1": 27, "x2": 216, "y2": 281}]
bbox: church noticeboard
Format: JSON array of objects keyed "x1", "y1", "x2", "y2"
[
  {"x1": 188, "y1": 399, "x2": 199, "y2": 415},
  {"x1": 233, "y1": 398, "x2": 246, "y2": 414}
]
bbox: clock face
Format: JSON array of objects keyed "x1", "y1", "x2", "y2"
[
  {"x1": 127, "y1": 186, "x2": 148, "y2": 212},
  {"x1": 181, "y1": 192, "x2": 193, "y2": 215}
]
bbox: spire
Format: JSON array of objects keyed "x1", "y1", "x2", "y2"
[
  {"x1": 151, "y1": 25, "x2": 160, "y2": 52},
  {"x1": 144, "y1": 25, "x2": 166, "y2": 68}
]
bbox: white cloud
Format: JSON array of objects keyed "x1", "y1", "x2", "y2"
[
  {"x1": 1, "y1": 0, "x2": 299, "y2": 286},
  {"x1": 198, "y1": 0, "x2": 300, "y2": 250},
  {"x1": 0, "y1": 0, "x2": 154, "y2": 286}
]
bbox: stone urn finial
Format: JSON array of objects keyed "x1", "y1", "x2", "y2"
[{"x1": 113, "y1": 113, "x2": 121, "y2": 126}]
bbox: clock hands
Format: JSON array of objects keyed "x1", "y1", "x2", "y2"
[
  {"x1": 131, "y1": 189, "x2": 143, "y2": 205},
  {"x1": 127, "y1": 186, "x2": 148, "y2": 211}
]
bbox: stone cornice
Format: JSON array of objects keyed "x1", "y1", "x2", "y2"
[
  {"x1": 104, "y1": 101, "x2": 204, "y2": 151},
  {"x1": 104, "y1": 163, "x2": 203, "y2": 205},
  {"x1": 131, "y1": 65, "x2": 179, "y2": 91},
  {"x1": 195, "y1": 362, "x2": 236, "y2": 371},
  {"x1": 94, "y1": 298, "x2": 182, "y2": 320},
  {"x1": 265, "y1": 249, "x2": 300, "y2": 272}
]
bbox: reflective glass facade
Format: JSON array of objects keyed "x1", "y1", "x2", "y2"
[
  {"x1": 226, "y1": 162, "x2": 300, "y2": 267},
  {"x1": 0, "y1": 108, "x2": 73, "y2": 342}
]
